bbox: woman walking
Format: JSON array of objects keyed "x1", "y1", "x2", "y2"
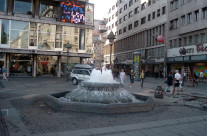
[{"x1": 120, "y1": 69, "x2": 126, "y2": 87}]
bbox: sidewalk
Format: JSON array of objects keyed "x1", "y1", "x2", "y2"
[{"x1": 0, "y1": 77, "x2": 207, "y2": 136}]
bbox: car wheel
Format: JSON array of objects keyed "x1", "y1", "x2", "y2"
[{"x1": 72, "y1": 78, "x2": 78, "y2": 85}]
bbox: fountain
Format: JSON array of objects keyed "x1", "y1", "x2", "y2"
[{"x1": 38, "y1": 66, "x2": 154, "y2": 114}]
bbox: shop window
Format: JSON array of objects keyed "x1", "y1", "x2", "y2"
[
  {"x1": 40, "y1": 0, "x2": 58, "y2": 18},
  {"x1": 10, "y1": 20, "x2": 29, "y2": 49},
  {"x1": 14, "y1": 0, "x2": 32, "y2": 15},
  {"x1": 38, "y1": 23, "x2": 56, "y2": 50},
  {"x1": 0, "y1": 19, "x2": 9, "y2": 46},
  {"x1": 37, "y1": 55, "x2": 58, "y2": 76},
  {"x1": 10, "y1": 54, "x2": 33, "y2": 76}
]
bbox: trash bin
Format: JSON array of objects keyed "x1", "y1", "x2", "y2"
[{"x1": 154, "y1": 86, "x2": 164, "y2": 98}]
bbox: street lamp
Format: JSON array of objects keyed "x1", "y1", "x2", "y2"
[
  {"x1": 107, "y1": 31, "x2": 116, "y2": 66},
  {"x1": 65, "y1": 42, "x2": 72, "y2": 81}
]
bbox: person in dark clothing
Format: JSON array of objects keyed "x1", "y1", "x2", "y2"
[
  {"x1": 164, "y1": 72, "x2": 173, "y2": 94},
  {"x1": 193, "y1": 72, "x2": 199, "y2": 85}
]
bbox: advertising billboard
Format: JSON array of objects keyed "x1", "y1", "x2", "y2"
[
  {"x1": 85, "y1": 3, "x2": 94, "y2": 26},
  {"x1": 61, "y1": 0, "x2": 85, "y2": 24},
  {"x1": 133, "y1": 52, "x2": 141, "y2": 80}
]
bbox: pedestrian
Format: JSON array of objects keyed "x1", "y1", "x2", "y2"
[
  {"x1": 120, "y1": 69, "x2": 126, "y2": 87},
  {"x1": 193, "y1": 72, "x2": 199, "y2": 85},
  {"x1": 2, "y1": 66, "x2": 8, "y2": 80},
  {"x1": 172, "y1": 70, "x2": 181, "y2": 95},
  {"x1": 165, "y1": 72, "x2": 173, "y2": 94},
  {"x1": 140, "y1": 70, "x2": 145, "y2": 88},
  {"x1": 129, "y1": 70, "x2": 135, "y2": 87},
  {"x1": 199, "y1": 71, "x2": 204, "y2": 83}
]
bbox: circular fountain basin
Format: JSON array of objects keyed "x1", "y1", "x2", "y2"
[{"x1": 36, "y1": 91, "x2": 154, "y2": 114}]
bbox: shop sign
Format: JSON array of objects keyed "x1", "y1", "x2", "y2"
[{"x1": 196, "y1": 43, "x2": 207, "y2": 52}]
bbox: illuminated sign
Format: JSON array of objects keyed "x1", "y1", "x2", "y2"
[{"x1": 61, "y1": 0, "x2": 85, "y2": 24}]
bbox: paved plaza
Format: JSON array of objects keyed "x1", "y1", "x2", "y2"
[{"x1": 0, "y1": 77, "x2": 207, "y2": 136}]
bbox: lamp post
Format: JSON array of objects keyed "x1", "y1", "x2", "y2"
[
  {"x1": 107, "y1": 31, "x2": 116, "y2": 66},
  {"x1": 113, "y1": 57, "x2": 118, "y2": 69},
  {"x1": 65, "y1": 42, "x2": 72, "y2": 81}
]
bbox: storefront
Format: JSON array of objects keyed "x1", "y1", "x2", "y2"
[
  {"x1": 167, "y1": 43, "x2": 207, "y2": 77},
  {"x1": 0, "y1": 53, "x2": 6, "y2": 74}
]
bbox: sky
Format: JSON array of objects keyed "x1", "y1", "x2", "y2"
[{"x1": 89, "y1": 0, "x2": 117, "y2": 20}]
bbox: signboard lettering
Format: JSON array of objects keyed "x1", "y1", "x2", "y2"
[{"x1": 196, "y1": 43, "x2": 207, "y2": 52}]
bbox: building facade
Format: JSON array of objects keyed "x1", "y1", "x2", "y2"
[
  {"x1": 0, "y1": 0, "x2": 94, "y2": 77},
  {"x1": 167, "y1": 0, "x2": 207, "y2": 77},
  {"x1": 105, "y1": 0, "x2": 168, "y2": 76},
  {"x1": 92, "y1": 19, "x2": 107, "y2": 68}
]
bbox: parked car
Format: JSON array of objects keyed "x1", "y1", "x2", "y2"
[{"x1": 70, "y1": 69, "x2": 92, "y2": 85}]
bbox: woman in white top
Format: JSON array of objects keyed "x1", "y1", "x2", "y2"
[{"x1": 120, "y1": 69, "x2": 126, "y2": 86}]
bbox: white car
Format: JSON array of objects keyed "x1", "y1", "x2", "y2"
[{"x1": 70, "y1": 69, "x2": 92, "y2": 85}]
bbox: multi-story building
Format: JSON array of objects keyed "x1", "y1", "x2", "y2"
[
  {"x1": 0, "y1": 0, "x2": 94, "y2": 77},
  {"x1": 92, "y1": 19, "x2": 107, "y2": 68},
  {"x1": 105, "y1": 0, "x2": 168, "y2": 76},
  {"x1": 167, "y1": 0, "x2": 207, "y2": 77}
]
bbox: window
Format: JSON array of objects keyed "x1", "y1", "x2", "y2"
[
  {"x1": 112, "y1": 23, "x2": 114, "y2": 28},
  {"x1": 128, "y1": 24, "x2": 132, "y2": 30},
  {"x1": 181, "y1": 0, "x2": 186, "y2": 5},
  {"x1": 116, "y1": 11, "x2": 118, "y2": 16},
  {"x1": 1, "y1": 20, "x2": 9, "y2": 45},
  {"x1": 10, "y1": 20, "x2": 30, "y2": 49},
  {"x1": 119, "y1": 29, "x2": 122, "y2": 35},
  {"x1": 187, "y1": 13, "x2": 192, "y2": 24},
  {"x1": 79, "y1": 29, "x2": 85, "y2": 50},
  {"x1": 135, "y1": 0, "x2": 138, "y2": 2},
  {"x1": 173, "y1": 39, "x2": 177, "y2": 47},
  {"x1": 201, "y1": 33, "x2": 206, "y2": 43},
  {"x1": 119, "y1": 18, "x2": 122, "y2": 24},
  {"x1": 14, "y1": 0, "x2": 32, "y2": 15},
  {"x1": 112, "y1": 14, "x2": 114, "y2": 19},
  {"x1": 170, "y1": 0, "x2": 178, "y2": 11},
  {"x1": 162, "y1": 6, "x2": 166, "y2": 14},
  {"x1": 38, "y1": 23, "x2": 56, "y2": 50},
  {"x1": 134, "y1": 20, "x2": 138, "y2": 27},
  {"x1": 179, "y1": 38, "x2": 182, "y2": 47},
  {"x1": 141, "y1": 17, "x2": 146, "y2": 25},
  {"x1": 169, "y1": 40, "x2": 172, "y2": 48},
  {"x1": 123, "y1": 27, "x2": 127, "y2": 33},
  {"x1": 124, "y1": 4, "x2": 127, "y2": 10},
  {"x1": 119, "y1": 8, "x2": 122, "y2": 14},
  {"x1": 55, "y1": 26, "x2": 62, "y2": 48},
  {"x1": 148, "y1": 0, "x2": 151, "y2": 6},
  {"x1": 29, "y1": 22, "x2": 37, "y2": 46},
  {"x1": 157, "y1": 9, "x2": 160, "y2": 17},
  {"x1": 134, "y1": 7, "x2": 139, "y2": 14},
  {"x1": 129, "y1": 11, "x2": 133, "y2": 18},
  {"x1": 129, "y1": 0, "x2": 133, "y2": 7},
  {"x1": 0, "y1": 0, "x2": 7, "y2": 12},
  {"x1": 148, "y1": 14, "x2": 151, "y2": 21},
  {"x1": 152, "y1": 12, "x2": 155, "y2": 19},
  {"x1": 109, "y1": 8, "x2": 111, "y2": 13},
  {"x1": 141, "y1": 2, "x2": 146, "y2": 10},
  {"x1": 124, "y1": 14, "x2": 127, "y2": 21},
  {"x1": 181, "y1": 15, "x2": 185, "y2": 25},
  {"x1": 169, "y1": 18, "x2": 178, "y2": 30},
  {"x1": 194, "y1": 10, "x2": 199, "y2": 22},
  {"x1": 40, "y1": 0, "x2": 57, "y2": 18},
  {"x1": 109, "y1": 17, "x2": 111, "y2": 22},
  {"x1": 120, "y1": 0, "x2": 122, "y2": 3},
  {"x1": 184, "y1": 37, "x2": 187, "y2": 46},
  {"x1": 194, "y1": 34, "x2": 199, "y2": 44},
  {"x1": 115, "y1": 21, "x2": 118, "y2": 26},
  {"x1": 202, "y1": 7, "x2": 207, "y2": 19},
  {"x1": 189, "y1": 36, "x2": 192, "y2": 45},
  {"x1": 112, "y1": 5, "x2": 115, "y2": 10}
]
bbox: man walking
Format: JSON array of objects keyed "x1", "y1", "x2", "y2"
[
  {"x1": 173, "y1": 70, "x2": 181, "y2": 95},
  {"x1": 199, "y1": 71, "x2": 204, "y2": 83},
  {"x1": 2, "y1": 66, "x2": 7, "y2": 80}
]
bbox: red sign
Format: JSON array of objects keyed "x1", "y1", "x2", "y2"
[{"x1": 196, "y1": 43, "x2": 207, "y2": 52}]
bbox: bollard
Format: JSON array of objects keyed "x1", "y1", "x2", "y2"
[{"x1": 154, "y1": 86, "x2": 164, "y2": 98}]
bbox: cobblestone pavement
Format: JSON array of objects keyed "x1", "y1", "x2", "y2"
[{"x1": 0, "y1": 77, "x2": 207, "y2": 136}]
